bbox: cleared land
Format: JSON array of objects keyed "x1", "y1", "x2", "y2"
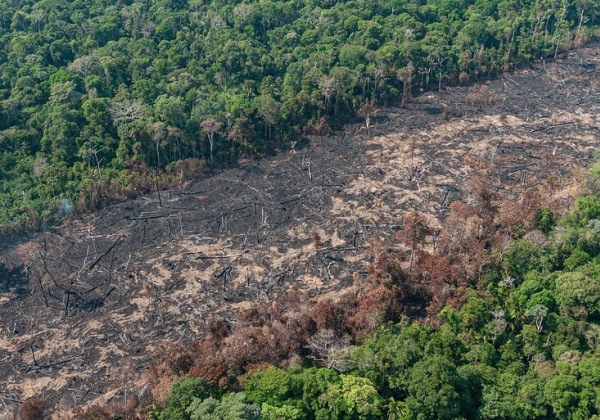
[{"x1": 0, "y1": 44, "x2": 599, "y2": 415}]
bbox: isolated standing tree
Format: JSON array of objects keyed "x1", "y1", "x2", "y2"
[
  {"x1": 524, "y1": 304, "x2": 548, "y2": 333},
  {"x1": 256, "y1": 95, "x2": 280, "y2": 142},
  {"x1": 151, "y1": 121, "x2": 166, "y2": 167},
  {"x1": 201, "y1": 118, "x2": 222, "y2": 163},
  {"x1": 318, "y1": 75, "x2": 336, "y2": 114},
  {"x1": 397, "y1": 61, "x2": 415, "y2": 106}
]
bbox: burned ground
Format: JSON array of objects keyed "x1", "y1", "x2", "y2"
[{"x1": 0, "y1": 44, "x2": 599, "y2": 416}]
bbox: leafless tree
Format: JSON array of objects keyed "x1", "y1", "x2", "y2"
[
  {"x1": 141, "y1": 21, "x2": 156, "y2": 39},
  {"x1": 201, "y1": 118, "x2": 222, "y2": 162},
  {"x1": 68, "y1": 55, "x2": 98, "y2": 77},
  {"x1": 372, "y1": 63, "x2": 387, "y2": 94},
  {"x1": 319, "y1": 75, "x2": 336, "y2": 113},
  {"x1": 490, "y1": 309, "x2": 507, "y2": 344},
  {"x1": 109, "y1": 99, "x2": 146, "y2": 125},
  {"x1": 397, "y1": 61, "x2": 415, "y2": 106},
  {"x1": 80, "y1": 145, "x2": 105, "y2": 174},
  {"x1": 32, "y1": 157, "x2": 48, "y2": 178},
  {"x1": 365, "y1": 115, "x2": 371, "y2": 136},
  {"x1": 306, "y1": 329, "x2": 351, "y2": 371},
  {"x1": 151, "y1": 122, "x2": 166, "y2": 166}
]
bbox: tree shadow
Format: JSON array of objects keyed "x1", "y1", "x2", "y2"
[
  {"x1": 75, "y1": 297, "x2": 106, "y2": 313},
  {"x1": 0, "y1": 263, "x2": 30, "y2": 297}
]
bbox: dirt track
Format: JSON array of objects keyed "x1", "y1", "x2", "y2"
[{"x1": 0, "y1": 44, "x2": 599, "y2": 415}]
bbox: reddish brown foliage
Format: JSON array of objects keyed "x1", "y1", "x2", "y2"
[
  {"x1": 496, "y1": 187, "x2": 546, "y2": 240},
  {"x1": 466, "y1": 85, "x2": 495, "y2": 107},
  {"x1": 70, "y1": 406, "x2": 113, "y2": 420},
  {"x1": 466, "y1": 176, "x2": 498, "y2": 222},
  {"x1": 309, "y1": 117, "x2": 333, "y2": 136},
  {"x1": 207, "y1": 317, "x2": 231, "y2": 340},
  {"x1": 426, "y1": 286, "x2": 473, "y2": 317},
  {"x1": 309, "y1": 300, "x2": 347, "y2": 334},
  {"x1": 276, "y1": 286, "x2": 306, "y2": 312},
  {"x1": 187, "y1": 336, "x2": 220, "y2": 364},
  {"x1": 16, "y1": 398, "x2": 46, "y2": 420},
  {"x1": 396, "y1": 212, "x2": 431, "y2": 249},
  {"x1": 237, "y1": 307, "x2": 265, "y2": 326},
  {"x1": 298, "y1": 313, "x2": 318, "y2": 337},
  {"x1": 167, "y1": 353, "x2": 194, "y2": 376},
  {"x1": 143, "y1": 251, "x2": 432, "y2": 392},
  {"x1": 220, "y1": 326, "x2": 272, "y2": 371},
  {"x1": 70, "y1": 395, "x2": 142, "y2": 420},
  {"x1": 147, "y1": 344, "x2": 192, "y2": 383},
  {"x1": 189, "y1": 360, "x2": 226, "y2": 387},
  {"x1": 414, "y1": 253, "x2": 455, "y2": 286},
  {"x1": 165, "y1": 158, "x2": 206, "y2": 182},
  {"x1": 437, "y1": 201, "x2": 494, "y2": 284}
]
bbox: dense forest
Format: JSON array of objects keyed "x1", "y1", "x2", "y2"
[{"x1": 1, "y1": 0, "x2": 599, "y2": 232}]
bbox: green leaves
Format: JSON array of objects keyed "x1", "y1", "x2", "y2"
[
  {"x1": 555, "y1": 272, "x2": 600, "y2": 314},
  {"x1": 153, "y1": 377, "x2": 208, "y2": 420},
  {"x1": 187, "y1": 393, "x2": 260, "y2": 420},
  {"x1": 322, "y1": 375, "x2": 383, "y2": 418},
  {"x1": 406, "y1": 356, "x2": 463, "y2": 419},
  {"x1": 242, "y1": 366, "x2": 297, "y2": 408}
]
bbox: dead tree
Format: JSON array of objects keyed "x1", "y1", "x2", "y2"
[
  {"x1": 319, "y1": 75, "x2": 336, "y2": 114},
  {"x1": 306, "y1": 329, "x2": 351, "y2": 371},
  {"x1": 109, "y1": 99, "x2": 146, "y2": 125},
  {"x1": 201, "y1": 118, "x2": 222, "y2": 163},
  {"x1": 397, "y1": 62, "x2": 415, "y2": 107}
]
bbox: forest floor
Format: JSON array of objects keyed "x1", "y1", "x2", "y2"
[{"x1": 0, "y1": 44, "x2": 599, "y2": 416}]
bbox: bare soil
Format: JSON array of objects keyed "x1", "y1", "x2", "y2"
[{"x1": 0, "y1": 44, "x2": 599, "y2": 416}]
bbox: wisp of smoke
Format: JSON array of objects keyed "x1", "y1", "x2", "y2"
[{"x1": 57, "y1": 198, "x2": 74, "y2": 220}]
